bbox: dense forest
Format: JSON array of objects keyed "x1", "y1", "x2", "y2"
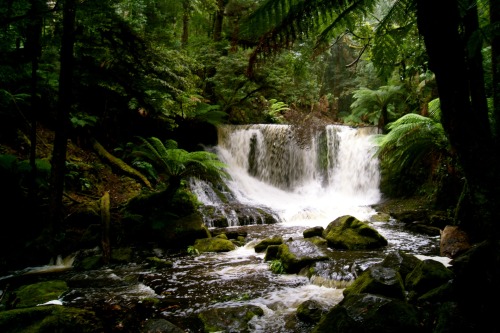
[{"x1": 1, "y1": 0, "x2": 499, "y2": 331}]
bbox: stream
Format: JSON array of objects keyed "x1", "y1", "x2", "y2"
[{"x1": 6, "y1": 124, "x2": 446, "y2": 332}]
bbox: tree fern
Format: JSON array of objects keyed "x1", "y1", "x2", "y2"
[
  {"x1": 133, "y1": 137, "x2": 229, "y2": 197},
  {"x1": 374, "y1": 98, "x2": 454, "y2": 196}
]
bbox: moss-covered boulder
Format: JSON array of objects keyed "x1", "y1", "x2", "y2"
[
  {"x1": 405, "y1": 259, "x2": 454, "y2": 300},
  {"x1": 323, "y1": 215, "x2": 388, "y2": 250},
  {"x1": 12, "y1": 280, "x2": 68, "y2": 308},
  {"x1": 277, "y1": 239, "x2": 329, "y2": 274},
  {"x1": 0, "y1": 306, "x2": 103, "y2": 332},
  {"x1": 254, "y1": 236, "x2": 283, "y2": 253},
  {"x1": 343, "y1": 264, "x2": 406, "y2": 300},
  {"x1": 296, "y1": 299, "x2": 328, "y2": 324},
  {"x1": 303, "y1": 227, "x2": 324, "y2": 238},
  {"x1": 160, "y1": 212, "x2": 211, "y2": 249},
  {"x1": 312, "y1": 293, "x2": 420, "y2": 333},
  {"x1": 380, "y1": 250, "x2": 422, "y2": 281},
  {"x1": 198, "y1": 305, "x2": 264, "y2": 332},
  {"x1": 264, "y1": 244, "x2": 280, "y2": 261},
  {"x1": 145, "y1": 256, "x2": 173, "y2": 269},
  {"x1": 193, "y1": 237, "x2": 236, "y2": 253}
]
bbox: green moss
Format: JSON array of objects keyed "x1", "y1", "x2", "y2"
[
  {"x1": 14, "y1": 281, "x2": 68, "y2": 308},
  {"x1": 193, "y1": 237, "x2": 236, "y2": 253},
  {"x1": 0, "y1": 305, "x2": 102, "y2": 333}
]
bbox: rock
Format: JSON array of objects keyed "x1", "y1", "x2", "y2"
[
  {"x1": 277, "y1": 239, "x2": 329, "y2": 274},
  {"x1": 405, "y1": 259, "x2": 454, "y2": 300},
  {"x1": 440, "y1": 225, "x2": 471, "y2": 258},
  {"x1": 193, "y1": 237, "x2": 236, "y2": 253},
  {"x1": 198, "y1": 305, "x2": 264, "y2": 332},
  {"x1": 323, "y1": 215, "x2": 388, "y2": 250},
  {"x1": 264, "y1": 244, "x2": 280, "y2": 261},
  {"x1": 141, "y1": 318, "x2": 185, "y2": 333},
  {"x1": 303, "y1": 226, "x2": 324, "y2": 238},
  {"x1": 254, "y1": 236, "x2": 283, "y2": 253},
  {"x1": 312, "y1": 293, "x2": 420, "y2": 333},
  {"x1": 380, "y1": 250, "x2": 422, "y2": 281},
  {"x1": 343, "y1": 264, "x2": 406, "y2": 300},
  {"x1": 296, "y1": 299, "x2": 328, "y2": 323}
]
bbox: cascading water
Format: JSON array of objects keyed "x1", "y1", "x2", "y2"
[{"x1": 192, "y1": 124, "x2": 382, "y2": 228}]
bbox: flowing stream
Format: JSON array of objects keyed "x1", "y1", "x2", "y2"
[{"x1": 11, "y1": 124, "x2": 443, "y2": 332}]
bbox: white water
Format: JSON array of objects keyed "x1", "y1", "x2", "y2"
[{"x1": 201, "y1": 124, "x2": 381, "y2": 227}]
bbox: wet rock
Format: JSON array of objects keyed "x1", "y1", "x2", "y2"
[
  {"x1": 405, "y1": 259, "x2": 454, "y2": 300},
  {"x1": 303, "y1": 226, "x2": 324, "y2": 238},
  {"x1": 141, "y1": 318, "x2": 185, "y2": 333},
  {"x1": 264, "y1": 244, "x2": 280, "y2": 261},
  {"x1": 343, "y1": 264, "x2": 405, "y2": 300},
  {"x1": 312, "y1": 293, "x2": 420, "y2": 333},
  {"x1": 323, "y1": 215, "x2": 388, "y2": 250},
  {"x1": 254, "y1": 236, "x2": 283, "y2": 253},
  {"x1": 193, "y1": 237, "x2": 236, "y2": 253},
  {"x1": 296, "y1": 299, "x2": 328, "y2": 323},
  {"x1": 440, "y1": 225, "x2": 471, "y2": 258},
  {"x1": 10, "y1": 280, "x2": 68, "y2": 308},
  {"x1": 198, "y1": 305, "x2": 264, "y2": 333},
  {"x1": 0, "y1": 306, "x2": 104, "y2": 332},
  {"x1": 380, "y1": 250, "x2": 422, "y2": 281},
  {"x1": 277, "y1": 239, "x2": 329, "y2": 274}
]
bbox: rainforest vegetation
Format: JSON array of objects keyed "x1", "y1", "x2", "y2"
[{"x1": 0, "y1": 0, "x2": 499, "y2": 329}]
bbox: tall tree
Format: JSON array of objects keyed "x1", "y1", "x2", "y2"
[{"x1": 48, "y1": 0, "x2": 76, "y2": 235}]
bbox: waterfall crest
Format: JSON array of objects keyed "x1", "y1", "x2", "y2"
[{"x1": 191, "y1": 124, "x2": 381, "y2": 228}]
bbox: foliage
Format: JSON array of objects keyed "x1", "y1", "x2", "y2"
[
  {"x1": 374, "y1": 99, "x2": 459, "y2": 199},
  {"x1": 265, "y1": 99, "x2": 289, "y2": 123},
  {"x1": 132, "y1": 137, "x2": 229, "y2": 201},
  {"x1": 346, "y1": 84, "x2": 404, "y2": 128},
  {"x1": 187, "y1": 245, "x2": 200, "y2": 256},
  {"x1": 269, "y1": 259, "x2": 285, "y2": 274}
]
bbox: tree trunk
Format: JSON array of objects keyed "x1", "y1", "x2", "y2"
[
  {"x1": 491, "y1": 0, "x2": 500, "y2": 140},
  {"x1": 48, "y1": 0, "x2": 76, "y2": 234},
  {"x1": 27, "y1": 0, "x2": 43, "y2": 208},
  {"x1": 416, "y1": 0, "x2": 500, "y2": 241},
  {"x1": 181, "y1": 0, "x2": 190, "y2": 47},
  {"x1": 213, "y1": 0, "x2": 225, "y2": 42},
  {"x1": 101, "y1": 191, "x2": 111, "y2": 265}
]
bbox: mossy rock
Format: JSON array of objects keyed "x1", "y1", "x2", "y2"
[
  {"x1": 303, "y1": 227, "x2": 324, "y2": 238},
  {"x1": 323, "y1": 215, "x2": 388, "y2": 250},
  {"x1": 264, "y1": 244, "x2": 280, "y2": 261},
  {"x1": 0, "y1": 305, "x2": 103, "y2": 332},
  {"x1": 254, "y1": 236, "x2": 283, "y2": 253},
  {"x1": 343, "y1": 264, "x2": 406, "y2": 300},
  {"x1": 111, "y1": 247, "x2": 133, "y2": 263},
  {"x1": 405, "y1": 259, "x2": 454, "y2": 299},
  {"x1": 198, "y1": 305, "x2": 264, "y2": 332},
  {"x1": 194, "y1": 237, "x2": 236, "y2": 253},
  {"x1": 312, "y1": 293, "x2": 420, "y2": 333},
  {"x1": 277, "y1": 240, "x2": 329, "y2": 274},
  {"x1": 296, "y1": 299, "x2": 327, "y2": 323},
  {"x1": 145, "y1": 256, "x2": 173, "y2": 269},
  {"x1": 13, "y1": 280, "x2": 68, "y2": 308}
]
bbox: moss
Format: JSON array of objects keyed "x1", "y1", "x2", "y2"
[
  {"x1": 146, "y1": 256, "x2": 173, "y2": 269},
  {"x1": 193, "y1": 237, "x2": 236, "y2": 253},
  {"x1": 0, "y1": 305, "x2": 103, "y2": 333},
  {"x1": 14, "y1": 281, "x2": 68, "y2": 308},
  {"x1": 254, "y1": 236, "x2": 283, "y2": 253},
  {"x1": 323, "y1": 215, "x2": 388, "y2": 250}
]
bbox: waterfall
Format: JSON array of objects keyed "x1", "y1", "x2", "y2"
[{"x1": 191, "y1": 124, "x2": 381, "y2": 228}]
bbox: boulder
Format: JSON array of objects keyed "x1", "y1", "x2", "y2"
[
  {"x1": 312, "y1": 293, "x2": 420, "y2": 333},
  {"x1": 405, "y1": 259, "x2": 454, "y2": 300},
  {"x1": 193, "y1": 237, "x2": 236, "y2": 253},
  {"x1": 198, "y1": 305, "x2": 264, "y2": 332},
  {"x1": 277, "y1": 239, "x2": 329, "y2": 274},
  {"x1": 303, "y1": 226, "x2": 324, "y2": 238},
  {"x1": 440, "y1": 225, "x2": 471, "y2": 258},
  {"x1": 323, "y1": 215, "x2": 388, "y2": 250},
  {"x1": 254, "y1": 236, "x2": 283, "y2": 253},
  {"x1": 343, "y1": 264, "x2": 406, "y2": 300}
]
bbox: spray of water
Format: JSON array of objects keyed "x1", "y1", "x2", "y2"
[{"x1": 193, "y1": 124, "x2": 382, "y2": 228}]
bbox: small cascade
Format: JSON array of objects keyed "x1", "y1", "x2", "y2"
[{"x1": 192, "y1": 124, "x2": 381, "y2": 228}]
